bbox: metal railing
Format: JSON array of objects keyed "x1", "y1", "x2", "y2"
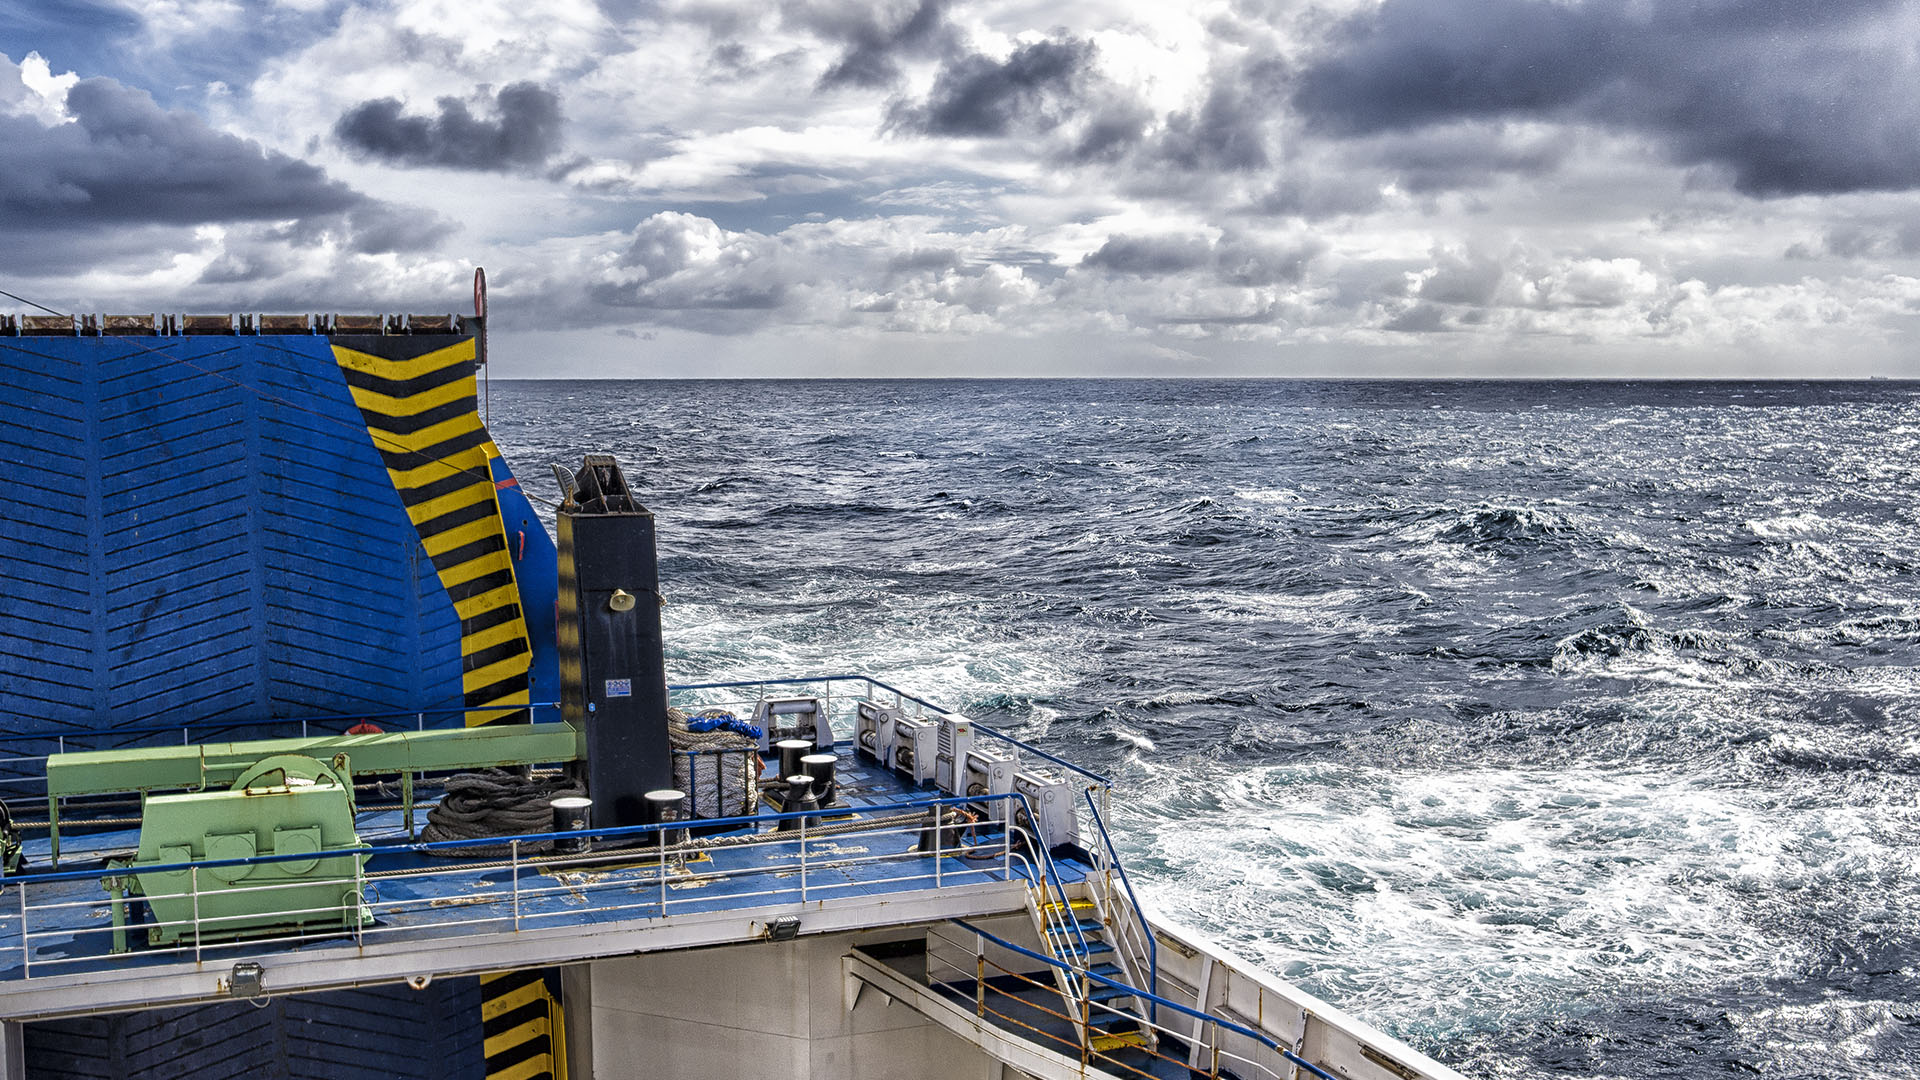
[
  {"x1": 665, "y1": 674, "x2": 1111, "y2": 787},
  {"x1": 1, "y1": 793, "x2": 1045, "y2": 983},
  {"x1": 8, "y1": 672, "x2": 1090, "y2": 800},
  {"x1": 1083, "y1": 790, "x2": 1158, "y2": 1020},
  {"x1": 940, "y1": 919, "x2": 1343, "y2": 1080},
  {"x1": 666, "y1": 677, "x2": 1100, "y2": 963}
]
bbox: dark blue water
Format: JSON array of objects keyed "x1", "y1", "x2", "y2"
[{"x1": 490, "y1": 379, "x2": 1920, "y2": 1079}]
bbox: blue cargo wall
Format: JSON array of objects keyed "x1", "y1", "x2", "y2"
[
  {"x1": 23, "y1": 977, "x2": 486, "y2": 1080},
  {"x1": 0, "y1": 330, "x2": 550, "y2": 782}
]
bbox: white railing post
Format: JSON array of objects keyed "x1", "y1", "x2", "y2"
[
  {"x1": 799, "y1": 816, "x2": 809, "y2": 900},
  {"x1": 191, "y1": 866, "x2": 202, "y2": 965},
  {"x1": 17, "y1": 882, "x2": 27, "y2": 978},
  {"x1": 658, "y1": 827, "x2": 668, "y2": 916},
  {"x1": 975, "y1": 935, "x2": 986, "y2": 1016},
  {"x1": 510, "y1": 840, "x2": 521, "y2": 930},
  {"x1": 1003, "y1": 814, "x2": 1012, "y2": 879},
  {"x1": 933, "y1": 807, "x2": 943, "y2": 887}
]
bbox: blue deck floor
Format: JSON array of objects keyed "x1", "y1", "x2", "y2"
[{"x1": 2, "y1": 749, "x2": 1081, "y2": 983}]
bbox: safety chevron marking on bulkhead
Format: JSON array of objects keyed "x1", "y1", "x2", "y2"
[
  {"x1": 333, "y1": 336, "x2": 532, "y2": 726},
  {"x1": 479, "y1": 969, "x2": 567, "y2": 1080}
]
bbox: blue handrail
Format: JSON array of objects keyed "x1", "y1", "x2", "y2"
[
  {"x1": 949, "y1": 917, "x2": 1343, "y2": 1080},
  {"x1": 1006, "y1": 791, "x2": 1091, "y2": 963},
  {"x1": 1084, "y1": 790, "x2": 1157, "y2": 1023},
  {"x1": 2, "y1": 791, "x2": 1025, "y2": 887}
]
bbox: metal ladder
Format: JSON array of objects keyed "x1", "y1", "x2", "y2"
[{"x1": 1026, "y1": 884, "x2": 1157, "y2": 1057}]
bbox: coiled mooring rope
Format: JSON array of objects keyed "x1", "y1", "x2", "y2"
[
  {"x1": 671, "y1": 708, "x2": 760, "y2": 820},
  {"x1": 418, "y1": 769, "x2": 585, "y2": 856}
]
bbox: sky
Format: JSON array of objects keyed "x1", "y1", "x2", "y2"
[{"x1": 3, "y1": 0, "x2": 1920, "y2": 377}]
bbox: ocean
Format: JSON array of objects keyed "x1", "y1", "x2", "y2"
[{"x1": 488, "y1": 378, "x2": 1920, "y2": 1080}]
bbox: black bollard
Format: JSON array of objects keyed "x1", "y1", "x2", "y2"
[
  {"x1": 775, "y1": 739, "x2": 812, "y2": 782},
  {"x1": 800, "y1": 753, "x2": 838, "y2": 807},
  {"x1": 552, "y1": 796, "x2": 593, "y2": 856},
  {"x1": 642, "y1": 788, "x2": 686, "y2": 849},
  {"x1": 916, "y1": 808, "x2": 946, "y2": 853},
  {"x1": 776, "y1": 775, "x2": 818, "y2": 832}
]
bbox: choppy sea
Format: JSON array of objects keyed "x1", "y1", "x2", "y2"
[{"x1": 489, "y1": 378, "x2": 1920, "y2": 1080}]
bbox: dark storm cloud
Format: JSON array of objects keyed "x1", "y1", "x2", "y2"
[
  {"x1": 801, "y1": 0, "x2": 954, "y2": 89},
  {"x1": 889, "y1": 37, "x2": 1097, "y2": 137},
  {"x1": 334, "y1": 83, "x2": 564, "y2": 171},
  {"x1": 1355, "y1": 125, "x2": 1572, "y2": 193},
  {"x1": 197, "y1": 247, "x2": 293, "y2": 285},
  {"x1": 1214, "y1": 235, "x2": 1325, "y2": 286},
  {"x1": 1413, "y1": 248, "x2": 1506, "y2": 306},
  {"x1": 1295, "y1": 0, "x2": 1920, "y2": 196},
  {"x1": 1082, "y1": 235, "x2": 1213, "y2": 275},
  {"x1": 1384, "y1": 303, "x2": 1449, "y2": 333},
  {"x1": 885, "y1": 34, "x2": 1154, "y2": 163},
  {"x1": 1081, "y1": 232, "x2": 1324, "y2": 284},
  {"x1": 0, "y1": 225, "x2": 184, "y2": 279},
  {"x1": 0, "y1": 76, "x2": 364, "y2": 229},
  {"x1": 1150, "y1": 58, "x2": 1286, "y2": 172},
  {"x1": 1250, "y1": 171, "x2": 1386, "y2": 219},
  {"x1": 887, "y1": 247, "x2": 963, "y2": 272},
  {"x1": 339, "y1": 204, "x2": 458, "y2": 255},
  {"x1": 1788, "y1": 221, "x2": 1920, "y2": 260},
  {"x1": 594, "y1": 0, "x2": 659, "y2": 19}
]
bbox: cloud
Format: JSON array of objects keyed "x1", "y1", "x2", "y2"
[
  {"x1": 338, "y1": 202, "x2": 459, "y2": 255},
  {"x1": 1384, "y1": 302, "x2": 1449, "y2": 333},
  {"x1": 334, "y1": 81, "x2": 565, "y2": 171},
  {"x1": 1082, "y1": 234, "x2": 1214, "y2": 276},
  {"x1": 798, "y1": 0, "x2": 954, "y2": 89},
  {"x1": 1354, "y1": 123, "x2": 1573, "y2": 193},
  {"x1": 886, "y1": 34, "x2": 1155, "y2": 164},
  {"x1": 0, "y1": 66, "x2": 366, "y2": 230},
  {"x1": 1792, "y1": 220, "x2": 1920, "y2": 261},
  {"x1": 1081, "y1": 232, "x2": 1323, "y2": 285},
  {"x1": 1386, "y1": 244, "x2": 1664, "y2": 331},
  {"x1": 1295, "y1": 0, "x2": 1920, "y2": 197},
  {"x1": 594, "y1": 211, "x2": 792, "y2": 316},
  {"x1": 1147, "y1": 56, "x2": 1285, "y2": 172},
  {"x1": 10, "y1": 2, "x2": 1920, "y2": 375},
  {"x1": 0, "y1": 51, "x2": 76, "y2": 124},
  {"x1": 889, "y1": 36, "x2": 1096, "y2": 138}
]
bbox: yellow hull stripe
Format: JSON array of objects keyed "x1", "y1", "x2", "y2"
[
  {"x1": 480, "y1": 970, "x2": 566, "y2": 1080},
  {"x1": 333, "y1": 338, "x2": 531, "y2": 727}
]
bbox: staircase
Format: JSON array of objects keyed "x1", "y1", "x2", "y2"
[{"x1": 1028, "y1": 885, "x2": 1157, "y2": 1057}]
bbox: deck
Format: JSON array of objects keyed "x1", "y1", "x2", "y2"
[{"x1": 0, "y1": 749, "x2": 1075, "y2": 1020}]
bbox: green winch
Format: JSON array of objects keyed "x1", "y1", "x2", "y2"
[
  {"x1": 105, "y1": 752, "x2": 371, "y2": 950},
  {"x1": 39, "y1": 723, "x2": 583, "y2": 952}
]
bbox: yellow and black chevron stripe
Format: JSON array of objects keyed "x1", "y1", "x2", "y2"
[
  {"x1": 333, "y1": 336, "x2": 532, "y2": 726},
  {"x1": 480, "y1": 969, "x2": 568, "y2": 1080}
]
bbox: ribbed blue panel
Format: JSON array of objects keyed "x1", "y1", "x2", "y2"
[
  {"x1": 0, "y1": 335, "x2": 464, "y2": 771},
  {"x1": 23, "y1": 978, "x2": 485, "y2": 1079}
]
